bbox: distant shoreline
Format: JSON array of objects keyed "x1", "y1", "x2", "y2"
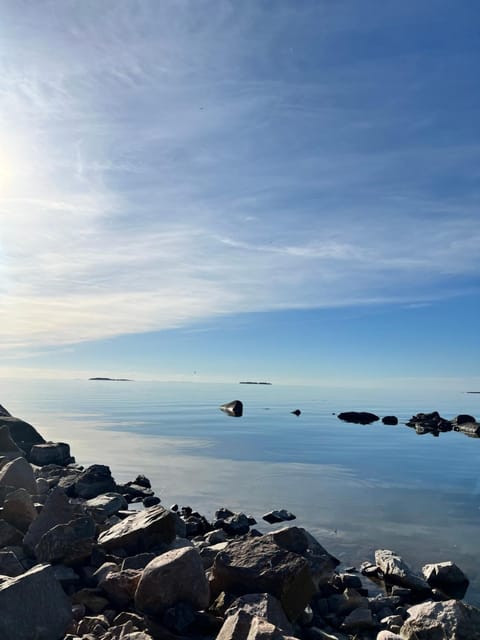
[{"x1": 88, "y1": 377, "x2": 133, "y2": 381}]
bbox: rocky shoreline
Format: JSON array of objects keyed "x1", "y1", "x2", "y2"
[{"x1": 1, "y1": 403, "x2": 480, "y2": 640}]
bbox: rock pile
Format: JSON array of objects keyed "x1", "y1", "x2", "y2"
[{"x1": 0, "y1": 403, "x2": 479, "y2": 640}]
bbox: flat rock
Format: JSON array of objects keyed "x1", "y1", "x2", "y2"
[
  {"x1": 98, "y1": 505, "x2": 176, "y2": 553},
  {"x1": 401, "y1": 599, "x2": 480, "y2": 639},
  {"x1": 211, "y1": 535, "x2": 316, "y2": 621},
  {"x1": 135, "y1": 546, "x2": 210, "y2": 616},
  {"x1": 0, "y1": 456, "x2": 37, "y2": 494},
  {"x1": 375, "y1": 549, "x2": 430, "y2": 593},
  {"x1": 23, "y1": 486, "x2": 82, "y2": 553},
  {"x1": 0, "y1": 563, "x2": 72, "y2": 640}
]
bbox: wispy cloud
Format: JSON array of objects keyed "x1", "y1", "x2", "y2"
[{"x1": 0, "y1": 1, "x2": 479, "y2": 354}]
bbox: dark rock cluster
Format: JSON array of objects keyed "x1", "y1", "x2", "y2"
[{"x1": 0, "y1": 403, "x2": 479, "y2": 640}]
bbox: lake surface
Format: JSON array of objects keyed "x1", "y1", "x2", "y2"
[{"x1": 2, "y1": 379, "x2": 479, "y2": 603}]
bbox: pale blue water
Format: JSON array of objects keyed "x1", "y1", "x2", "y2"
[{"x1": 1, "y1": 379, "x2": 479, "y2": 603}]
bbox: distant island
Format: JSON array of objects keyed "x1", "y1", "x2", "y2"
[
  {"x1": 89, "y1": 377, "x2": 133, "y2": 381},
  {"x1": 466, "y1": 391, "x2": 480, "y2": 394},
  {"x1": 239, "y1": 381, "x2": 272, "y2": 385}
]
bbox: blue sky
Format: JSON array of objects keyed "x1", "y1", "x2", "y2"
[{"x1": 0, "y1": 1, "x2": 479, "y2": 387}]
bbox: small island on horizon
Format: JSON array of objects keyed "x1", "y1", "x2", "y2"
[
  {"x1": 239, "y1": 381, "x2": 272, "y2": 385},
  {"x1": 89, "y1": 377, "x2": 133, "y2": 382}
]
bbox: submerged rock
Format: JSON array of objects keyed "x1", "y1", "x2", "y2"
[{"x1": 220, "y1": 400, "x2": 243, "y2": 417}]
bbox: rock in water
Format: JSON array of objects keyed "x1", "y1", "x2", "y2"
[
  {"x1": 422, "y1": 561, "x2": 469, "y2": 599},
  {"x1": 135, "y1": 546, "x2": 209, "y2": 615},
  {"x1": 338, "y1": 412, "x2": 379, "y2": 425},
  {"x1": 220, "y1": 400, "x2": 243, "y2": 417},
  {"x1": 375, "y1": 549, "x2": 430, "y2": 594},
  {"x1": 0, "y1": 564, "x2": 72, "y2": 640}
]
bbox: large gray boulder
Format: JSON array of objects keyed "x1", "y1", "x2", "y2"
[
  {"x1": 98, "y1": 505, "x2": 176, "y2": 553},
  {"x1": 23, "y1": 486, "x2": 82, "y2": 553},
  {"x1": 2, "y1": 487, "x2": 37, "y2": 532},
  {"x1": 99, "y1": 568, "x2": 142, "y2": 608},
  {"x1": 375, "y1": 549, "x2": 430, "y2": 594},
  {"x1": 135, "y1": 546, "x2": 209, "y2": 616},
  {"x1": 0, "y1": 456, "x2": 37, "y2": 494},
  {"x1": 74, "y1": 464, "x2": 116, "y2": 498},
  {"x1": 0, "y1": 416, "x2": 45, "y2": 457},
  {"x1": 0, "y1": 563, "x2": 72, "y2": 639},
  {"x1": 211, "y1": 535, "x2": 316, "y2": 621},
  {"x1": 401, "y1": 599, "x2": 480, "y2": 639},
  {"x1": 35, "y1": 515, "x2": 96, "y2": 565}
]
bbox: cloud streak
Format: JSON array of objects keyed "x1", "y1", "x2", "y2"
[{"x1": 0, "y1": 1, "x2": 479, "y2": 353}]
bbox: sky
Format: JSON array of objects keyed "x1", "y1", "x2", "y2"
[{"x1": 0, "y1": 1, "x2": 479, "y2": 388}]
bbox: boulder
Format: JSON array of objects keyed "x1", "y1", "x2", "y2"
[
  {"x1": 98, "y1": 505, "x2": 176, "y2": 553},
  {"x1": 406, "y1": 411, "x2": 452, "y2": 433},
  {"x1": 0, "y1": 456, "x2": 37, "y2": 494},
  {"x1": 375, "y1": 549, "x2": 430, "y2": 594},
  {"x1": 74, "y1": 464, "x2": 116, "y2": 499},
  {"x1": 2, "y1": 487, "x2": 37, "y2": 531},
  {"x1": 211, "y1": 535, "x2": 316, "y2": 621},
  {"x1": 135, "y1": 546, "x2": 210, "y2": 616},
  {"x1": 35, "y1": 515, "x2": 96, "y2": 565},
  {"x1": 263, "y1": 510, "x2": 296, "y2": 524},
  {"x1": 121, "y1": 552, "x2": 156, "y2": 571},
  {"x1": 382, "y1": 416, "x2": 398, "y2": 425},
  {"x1": 216, "y1": 611, "x2": 297, "y2": 640},
  {"x1": 225, "y1": 593, "x2": 293, "y2": 634},
  {"x1": 23, "y1": 486, "x2": 82, "y2": 553},
  {"x1": 0, "y1": 563, "x2": 72, "y2": 639},
  {"x1": 338, "y1": 412, "x2": 379, "y2": 425},
  {"x1": 85, "y1": 492, "x2": 128, "y2": 521},
  {"x1": 0, "y1": 416, "x2": 45, "y2": 457},
  {"x1": 220, "y1": 400, "x2": 243, "y2": 417},
  {"x1": 453, "y1": 414, "x2": 476, "y2": 425},
  {"x1": 422, "y1": 561, "x2": 469, "y2": 599},
  {"x1": 29, "y1": 442, "x2": 71, "y2": 466},
  {"x1": 98, "y1": 568, "x2": 141, "y2": 608},
  {"x1": 400, "y1": 599, "x2": 480, "y2": 639}
]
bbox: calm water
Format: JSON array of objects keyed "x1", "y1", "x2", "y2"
[{"x1": 2, "y1": 379, "x2": 479, "y2": 603}]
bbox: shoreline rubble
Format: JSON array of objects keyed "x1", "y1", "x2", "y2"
[{"x1": 1, "y1": 405, "x2": 479, "y2": 640}]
